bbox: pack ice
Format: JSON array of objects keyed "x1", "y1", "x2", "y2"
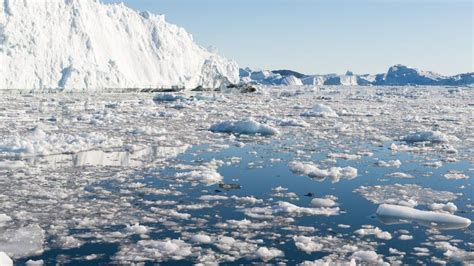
[{"x1": 0, "y1": 0, "x2": 239, "y2": 90}]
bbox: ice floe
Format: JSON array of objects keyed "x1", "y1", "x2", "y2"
[
  {"x1": 0, "y1": 252, "x2": 13, "y2": 266},
  {"x1": 289, "y1": 161, "x2": 357, "y2": 183},
  {"x1": 209, "y1": 119, "x2": 279, "y2": 136},
  {"x1": 354, "y1": 184, "x2": 458, "y2": 207},
  {"x1": 376, "y1": 204, "x2": 471, "y2": 230},
  {"x1": 301, "y1": 104, "x2": 339, "y2": 118},
  {"x1": 402, "y1": 131, "x2": 458, "y2": 144},
  {"x1": 0, "y1": 224, "x2": 45, "y2": 258}
]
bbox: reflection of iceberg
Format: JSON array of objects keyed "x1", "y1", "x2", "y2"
[
  {"x1": 376, "y1": 204, "x2": 471, "y2": 230},
  {"x1": 23, "y1": 145, "x2": 189, "y2": 168}
]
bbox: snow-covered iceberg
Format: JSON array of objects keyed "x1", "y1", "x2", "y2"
[
  {"x1": 376, "y1": 204, "x2": 471, "y2": 230},
  {"x1": 0, "y1": 0, "x2": 239, "y2": 91}
]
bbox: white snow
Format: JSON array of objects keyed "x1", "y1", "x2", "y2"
[
  {"x1": 209, "y1": 119, "x2": 279, "y2": 136},
  {"x1": 376, "y1": 204, "x2": 471, "y2": 230},
  {"x1": 0, "y1": 0, "x2": 238, "y2": 90}
]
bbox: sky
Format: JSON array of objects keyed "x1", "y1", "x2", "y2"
[{"x1": 102, "y1": 0, "x2": 473, "y2": 75}]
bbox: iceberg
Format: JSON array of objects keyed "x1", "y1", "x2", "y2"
[{"x1": 0, "y1": 0, "x2": 238, "y2": 90}]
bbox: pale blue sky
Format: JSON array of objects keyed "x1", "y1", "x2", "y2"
[{"x1": 102, "y1": 0, "x2": 473, "y2": 75}]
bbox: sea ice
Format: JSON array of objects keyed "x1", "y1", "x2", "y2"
[
  {"x1": 376, "y1": 204, "x2": 471, "y2": 230},
  {"x1": 289, "y1": 161, "x2": 357, "y2": 183},
  {"x1": 301, "y1": 104, "x2": 339, "y2": 118},
  {"x1": 209, "y1": 119, "x2": 279, "y2": 136},
  {"x1": 0, "y1": 224, "x2": 45, "y2": 258},
  {"x1": 402, "y1": 131, "x2": 457, "y2": 144}
]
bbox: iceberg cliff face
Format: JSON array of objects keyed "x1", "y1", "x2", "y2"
[{"x1": 0, "y1": 0, "x2": 239, "y2": 90}]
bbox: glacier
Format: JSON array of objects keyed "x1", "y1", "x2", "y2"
[{"x1": 0, "y1": 0, "x2": 239, "y2": 91}]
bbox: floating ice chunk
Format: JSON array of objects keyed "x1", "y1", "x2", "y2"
[
  {"x1": 301, "y1": 103, "x2": 339, "y2": 118},
  {"x1": 209, "y1": 119, "x2": 279, "y2": 136},
  {"x1": 328, "y1": 153, "x2": 361, "y2": 160},
  {"x1": 351, "y1": 251, "x2": 384, "y2": 264},
  {"x1": 429, "y1": 202, "x2": 458, "y2": 214},
  {"x1": 300, "y1": 258, "x2": 356, "y2": 266},
  {"x1": 137, "y1": 239, "x2": 192, "y2": 260},
  {"x1": 190, "y1": 234, "x2": 212, "y2": 244},
  {"x1": 57, "y1": 236, "x2": 83, "y2": 249},
  {"x1": 376, "y1": 160, "x2": 401, "y2": 168},
  {"x1": 25, "y1": 259, "x2": 44, "y2": 266},
  {"x1": 231, "y1": 195, "x2": 263, "y2": 205},
  {"x1": 354, "y1": 226, "x2": 392, "y2": 240},
  {"x1": 386, "y1": 172, "x2": 414, "y2": 179},
  {"x1": 199, "y1": 195, "x2": 229, "y2": 201},
  {"x1": 444, "y1": 170, "x2": 469, "y2": 180},
  {"x1": 175, "y1": 160, "x2": 223, "y2": 185},
  {"x1": 276, "y1": 118, "x2": 310, "y2": 127},
  {"x1": 301, "y1": 104, "x2": 339, "y2": 118},
  {"x1": 434, "y1": 241, "x2": 474, "y2": 263},
  {"x1": 0, "y1": 214, "x2": 12, "y2": 225},
  {"x1": 153, "y1": 93, "x2": 186, "y2": 102},
  {"x1": 0, "y1": 252, "x2": 12, "y2": 266},
  {"x1": 0, "y1": 224, "x2": 45, "y2": 258},
  {"x1": 289, "y1": 161, "x2": 357, "y2": 183},
  {"x1": 311, "y1": 197, "x2": 337, "y2": 208},
  {"x1": 0, "y1": 125, "x2": 122, "y2": 156},
  {"x1": 293, "y1": 236, "x2": 324, "y2": 254},
  {"x1": 402, "y1": 131, "x2": 457, "y2": 144},
  {"x1": 399, "y1": 234, "x2": 413, "y2": 240},
  {"x1": 376, "y1": 204, "x2": 471, "y2": 230},
  {"x1": 424, "y1": 161, "x2": 443, "y2": 168},
  {"x1": 254, "y1": 247, "x2": 284, "y2": 262},
  {"x1": 244, "y1": 201, "x2": 339, "y2": 219},
  {"x1": 272, "y1": 201, "x2": 340, "y2": 216},
  {"x1": 354, "y1": 184, "x2": 458, "y2": 207},
  {"x1": 126, "y1": 223, "x2": 149, "y2": 235},
  {"x1": 0, "y1": 161, "x2": 26, "y2": 169}
]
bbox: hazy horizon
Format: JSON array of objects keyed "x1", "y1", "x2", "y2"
[{"x1": 102, "y1": 0, "x2": 473, "y2": 76}]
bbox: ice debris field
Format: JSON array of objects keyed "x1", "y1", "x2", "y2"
[{"x1": 0, "y1": 86, "x2": 472, "y2": 265}]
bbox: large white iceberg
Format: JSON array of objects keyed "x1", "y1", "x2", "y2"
[{"x1": 0, "y1": 0, "x2": 239, "y2": 90}]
